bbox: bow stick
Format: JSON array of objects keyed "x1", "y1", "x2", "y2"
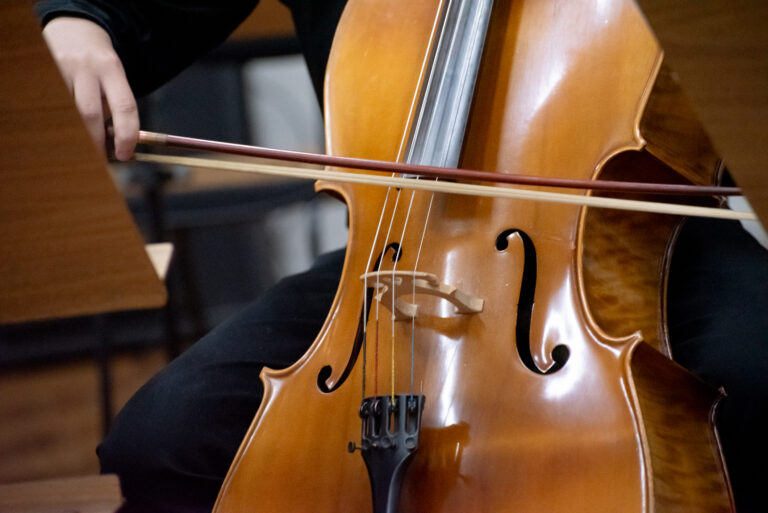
[{"x1": 138, "y1": 131, "x2": 740, "y2": 197}]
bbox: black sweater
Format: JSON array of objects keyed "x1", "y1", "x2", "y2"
[{"x1": 34, "y1": 0, "x2": 346, "y2": 99}]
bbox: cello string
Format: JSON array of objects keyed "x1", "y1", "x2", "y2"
[
  {"x1": 361, "y1": 185, "x2": 396, "y2": 400},
  {"x1": 375, "y1": 187, "x2": 405, "y2": 398},
  {"x1": 373, "y1": 186, "x2": 403, "y2": 399},
  {"x1": 359, "y1": 13, "x2": 438, "y2": 400},
  {"x1": 411, "y1": 188, "x2": 438, "y2": 396},
  {"x1": 361, "y1": 0, "x2": 448, "y2": 404},
  {"x1": 367, "y1": 184, "x2": 401, "y2": 399},
  {"x1": 401, "y1": 0, "x2": 477, "y2": 400},
  {"x1": 390, "y1": 187, "x2": 421, "y2": 401},
  {"x1": 360, "y1": 13, "x2": 438, "y2": 397},
  {"x1": 386, "y1": 0, "x2": 453, "y2": 402}
]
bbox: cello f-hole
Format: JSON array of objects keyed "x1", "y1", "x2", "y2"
[
  {"x1": 316, "y1": 243, "x2": 404, "y2": 393},
  {"x1": 496, "y1": 228, "x2": 570, "y2": 375}
]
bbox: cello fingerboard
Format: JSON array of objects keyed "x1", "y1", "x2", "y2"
[{"x1": 404, "y1": 0, "x2": 496, "y2": 169}]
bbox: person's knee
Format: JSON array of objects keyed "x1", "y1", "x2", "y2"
[{"x1": 98, "y1": 367, "x2": 183, "y2": 478}]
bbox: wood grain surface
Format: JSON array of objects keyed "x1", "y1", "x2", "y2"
[
  {"x1": 638, "y1": 0, "x2": 768, "y2": 230},
  {"x1": 0, "y1": 1, "x2": 166, "y2": 324},
  {"x1": 0, "y1": 474, "x2": 122, "y2": 513},
  {"x1": 0, "y1": 351, "x2": 167, "y2": 483}
]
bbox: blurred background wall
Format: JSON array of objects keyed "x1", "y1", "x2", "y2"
[{"x1": 0, "y1": 0, "x2": 347, "y2": 483}]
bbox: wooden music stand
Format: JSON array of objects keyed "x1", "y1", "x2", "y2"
[
  {"x1": 0, "y1": 1, "x2": 167, "y2": 325},
  {"x1": 638, "y1": 0, "x2": 768, "y2": 230}
]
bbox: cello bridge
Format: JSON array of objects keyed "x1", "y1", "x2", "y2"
[{"x1": 360, "y1": 270, "x2": 483, "y2": 321}]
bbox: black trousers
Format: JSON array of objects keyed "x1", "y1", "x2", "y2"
[{"x1": 100, "y1": 219, "x2": 768, "y2": 513}]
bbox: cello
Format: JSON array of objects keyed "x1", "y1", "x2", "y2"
[{"x1": 211, "y1": 0, "x2": 734, "y2": 511}]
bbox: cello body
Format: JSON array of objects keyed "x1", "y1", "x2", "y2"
[{"x1": 214, "y1": 1, "x2": 734, "y2": 511}]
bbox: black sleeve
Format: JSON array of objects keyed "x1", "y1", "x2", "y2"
[{"x1": 34, "y1": 0, "x2": 259, "y2": 97}]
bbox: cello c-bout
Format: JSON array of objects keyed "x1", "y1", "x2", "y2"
[{"x1": 214, "y1": 1, "x2": 734, "y2": 511}]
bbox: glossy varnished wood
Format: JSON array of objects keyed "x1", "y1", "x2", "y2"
[
  {"x1": 578, "y1": 61, "x2": 733, "y2": 509},
  {"x1": 215, "y1": 1, "x2": 732, "y2": 512},
  {"x1": 640, "y1": 65, "x2": 721, "y2": 186},
  {"x1": 0, "y1": 2, "x2": 166, "y2": 324},
  {"x1": 580, "y1": 65, "x2": 721, "y2": 356},
  {"x1": 630, "y1": 343, "x2": 733, "y2": 512}
]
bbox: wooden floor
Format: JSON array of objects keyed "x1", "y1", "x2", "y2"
[{"x1": 0, "y1": 350, "x2": 166, "y2": 484}]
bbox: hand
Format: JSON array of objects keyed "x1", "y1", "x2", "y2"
[{"x1": 42, "y1": 17, "x2": 139, "y2": 161}]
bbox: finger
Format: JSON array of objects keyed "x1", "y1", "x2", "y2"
[
  {"x1": 100, "y1": 58, "x2": 139, "y2": 161},
  {"x1": 72, "y1": 74, "x2": 106, "y2": 157}
]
